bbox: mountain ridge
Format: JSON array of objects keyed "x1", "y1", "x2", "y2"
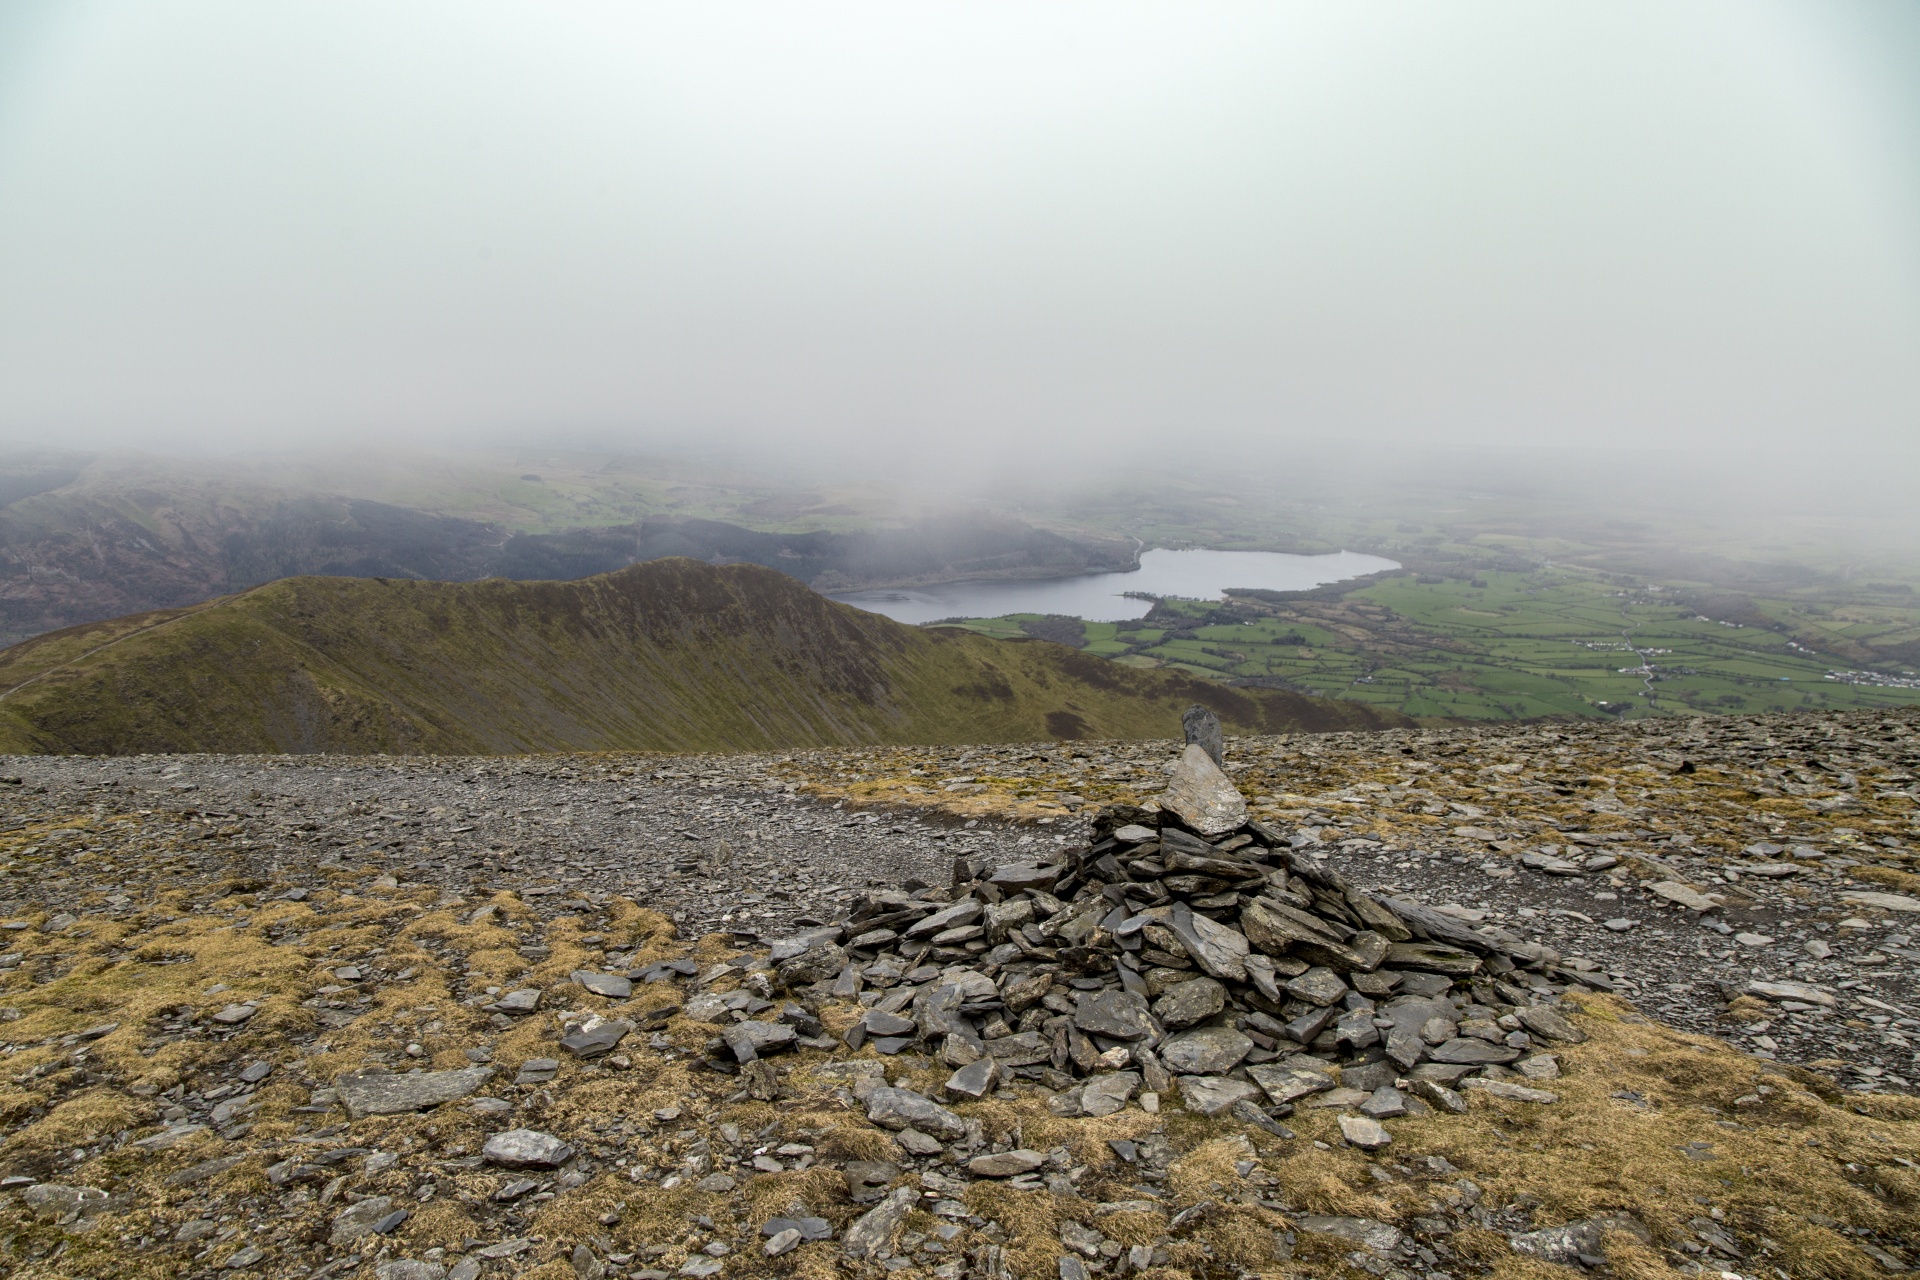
[
  {"x1": 0, "y1": 450, "x2": 1135, "y2": 644},
  {"x1": 0, "y1": 558, "x2": 1406, "y2": 755}
]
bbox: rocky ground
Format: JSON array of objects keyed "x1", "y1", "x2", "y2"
[{"x1": 0, "y1": 709, "x2": 1917, "y2": 1280}]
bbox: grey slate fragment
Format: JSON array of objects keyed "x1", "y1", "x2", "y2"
[
  {"x1": 1338, "y1": 1114, "x2": 1392, "y2": 1149},
  {"x1": 761, "y1": 1217, "x2": 833, "y2": 1242},
  {"x1": 1079, "y1": 1070, "x2": 1140, "y2": 1117},
  {"x1": 1151, "y1": 977, "x2": 1225, "y2": 1029},
  {"x1": 860, "y1": 1010, "x2": 916, "y2": 1037},
  {"x1": 1285, "y1": 966, "x2": 1350, "y2": 1007},
  {"x1": 1174, "y1": 1075, "x2": 1262, "y2": 1115},
  {"x1": 488, "y1": 989, "x2": 542, "y2": 1014},
  {"x1": 768, "y1": 927, "x2": 843, "y2": 961},
  {"x1": 1514, "y1": 1005, "x2": 1587, "y2": 1043},
  {"x1": 570, "y1": 970, "x2": 633, "y2": 999},
  {"x1": 1182, "y1": 704, "x2": 1225, "y2": 767},
  {"x1": 1409, "y1": 1077, "x2": 1468, "y2": 1114},
  {"x1": 843, "y1": 1186, "x2": 918, "y2": 1259},
  {"x1": 1157, "y1": 1026, "x2": 1253, "y2": 1075},
  {"x1": 1247, "y1": 1064, "x2": 1336, "y2": 1106},
  {"x1": 1429, "y1": 1037, "x2": 1521, "y2": 1065},
  {"x1": 482, "y1": 1129, "x2": 575, "y2": 1169},
  {"x1": 968, "y1": 1149, "x2": 1046, "y2": 1177},
  {"x1": 904, "y1": 898, "x2": 982, "y2": 939},
  {"x1": 987, "y1": 863, "x2": 1062, "y2": 890},
  {"x1": 723, "y1": 1020, "x2": 798, "y2": 1062},
  {"x1": 1295, "y1": 1216, "x2": 1405, "y2": 1256},
  {"x1": 865, "y1": 1086, "x2": 966, "y2": 1138},
  {"x1": 986, "y1": 1030, "x2": 1052, "y2": 1065},
  {"x1": 1229, "y1": 1098, "x2": 1295, "y2": 1138},
  {"x1": 1509, "y1": 1216, "x2": 1650, "y2": 1265},
  {"x1": 944, "y1": 1056, "x2": 1000, "y2": 1099},
  {"x1": 1159, "y1": 743, "x2": 1247, "y2": 836},
  {"x1": 560, "y1": 1020, "x2": 633, "y2": 1059},
  {"x1": 514, "y1": 1058, "x2": 559, "y2": 1084},
  {"x1": 1164, "y1": 902, "x2": 1250, "y2": 982},
  {"x1": 334, "y1": 1066, "x2": 495, "y2": 1119},
  {"x1": 330, "y1": 1196, "x2": 396, "y2": 1245},
  {"x1": 1074, "y1": 989, "x2": 1156, "y2": 1041}
]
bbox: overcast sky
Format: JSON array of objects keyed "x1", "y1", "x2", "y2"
[{"x1": 0, "y1": 1, "x2": 1915, "y2": 472}]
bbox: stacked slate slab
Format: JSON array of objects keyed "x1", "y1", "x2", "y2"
[{"x1": 758, "y1": 720, "x2": 1591, "y2": 1131}]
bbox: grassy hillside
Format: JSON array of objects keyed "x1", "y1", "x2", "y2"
[{"x1": 0, "y1": 559, "x2": 1405, "y2": 755}]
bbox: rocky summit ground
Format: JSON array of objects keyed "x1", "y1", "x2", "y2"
[{"x1": 0, "y1": 709, "x2": 1917, "y2": 1280}]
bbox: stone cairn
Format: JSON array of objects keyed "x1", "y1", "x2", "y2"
[{"x1": 758, "y1": 709, "x2": 1591, "y2": 1149}]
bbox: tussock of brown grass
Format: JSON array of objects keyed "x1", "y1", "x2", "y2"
[{"x1": 1850, "y1": 864, "x2": 1920, "y2": 894}]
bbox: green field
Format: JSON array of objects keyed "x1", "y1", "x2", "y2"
[{"x1": 941, "y1": 566, "x2": 1920, "y2": 721}]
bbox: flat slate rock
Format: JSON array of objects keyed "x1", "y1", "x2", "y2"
[
  {"x1": 1152, "y1": 977, "x2": 1225, "y2": 1029},
  {"x1": 844, "y1": 1187, "x2": 919, "y2": 1259},
  {"x1": 513, "y1": 1058, "x2": 560, "y2": 1084},
  {"x1": 905, "y1": 898, "x2": 982, "y2": 939},
  {"x1": 1175, "y1": 1075, "x2": 1262, "y2": 1116},
  {"x1": 1648, "y1": 881, "x2": 1719, "y2": 911},
  {"x1": 1745, "y1": 980, "x2": 1836, "y2": 1007},
  {"x1": 968, "y1": 1148, "x2": 1046, "y2": 1177},
  {"x1": 1510, "y1": 1215, "x2": 1650, "y2": 1266},
  {"x1": 761, "y1": 1217, "x2": 833, "y2": 1242},
  {"x1": 559, "y1": 1020, "x2": 633, "y2": 1060},
  {"x1": 1158, "y1": 1026, "x2": 1253, "y2": 1075},
  {"x1": 865, "y1": 1086, "x2": 965, "y2": 1138},
  {"x1": 488, "y1": 989, "x2": 542, "y2": 1014},
  {"x1": 1338, "y1": 1114, "x2": 1392, "y2": 1149},
  {"x1": 1429, "y1": 1037, "x2": 1520, "y2": 1065},
  {"x1": 482, "y1": 1129, "x2": 575, "y2": 1169},
  {"x1": 329, "y1": 1196, "x2": 396, "y2": 1245},
  {"x1": 944, "y1": 1057, "x2": 999, "y2": 1100},
  {"x1": 1164, "y1": 903, "x2": 1250, "y2": 982},
  {"x1": 1840, "y1": 890, "x2": 1920, "y2": 913},
  {"x1": 570, "y1": 969, "x2": 633, "y2": 999},
  {"x1": 987, "y1": 863, "x2": 1062, "y2": 890},
  {"x1": 985, "y1": 1030, "x2": 1052, "y2": 1065},
  {"x1": 724, "y1": 1020, "x2": 799, "y2": 1062},
  {"x1": 1074, "y1": 989, "x2": 1156, "y2": 1041},
  {"x1": 1247, "y1": 1064, "x2": 1336, "y2": 1106},
  {"x1": 1295, "y1": 1216, "x2": 1405, "y2": 1255},
  {"x1": 1462, "y1": 1078, "x2": 1559, "y2": 1104},
  {"x1": 335, "y1": 1066, "x2": 495, "y2": 1119},
  {"x1": 1079, "y1": 1070, "x2": 1140, "y2": 1118}
]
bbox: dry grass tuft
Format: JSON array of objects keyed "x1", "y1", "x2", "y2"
[{"x1": 1850, "y1": 864, "x2": 1920, "y2": 894}]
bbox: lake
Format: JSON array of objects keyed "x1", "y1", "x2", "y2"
[{"x1": 827, "y1": 547, "x2": 1400, "y2": 624}]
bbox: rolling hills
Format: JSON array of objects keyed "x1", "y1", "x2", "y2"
[
  {"x1": 0, "y1": 448, "x2": 1133, "y2": 645},
  {"x1": 0, "y1": 558, "x2": 1405, "y2": 755}
]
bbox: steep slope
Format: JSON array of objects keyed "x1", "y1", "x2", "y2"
[{"x1": 0, "y1": 559, "x2": 1407, "y2": 755}]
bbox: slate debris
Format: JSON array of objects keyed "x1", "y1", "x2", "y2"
[
  {"x1": 760, "y1": 752, "x2": 1591, "y2": 1152},
  {"x1": 3, "y1": 713, "x2": 1917, "y2": 1277}
]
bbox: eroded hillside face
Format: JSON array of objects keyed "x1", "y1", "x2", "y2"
[{"x1": 0, "y1": 709, "x2": 1915, "y2": 1280}]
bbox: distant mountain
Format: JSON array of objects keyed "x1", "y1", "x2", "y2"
[
  {"x1": 0, "y1": 455, "x2": 1135, "y2": 645},
  {"x1": 491, "y1": 515, "x2": 1136, "y2": 589},
  {"x1": 0, "y1": 558, "x2": 1407, "y2": 754}
]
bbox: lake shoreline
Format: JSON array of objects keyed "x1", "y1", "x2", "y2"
[{"x1": 826, "y1": 547, "x2": 1401, "y2": 624}]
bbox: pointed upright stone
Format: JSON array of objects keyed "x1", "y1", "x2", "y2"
[
  {"x1": 1159, "y1": 744, "x2": 1246, "y2": 837},
  {"x1": 1182, "y1": 705, "x2": 1225, "y2": 767}
]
